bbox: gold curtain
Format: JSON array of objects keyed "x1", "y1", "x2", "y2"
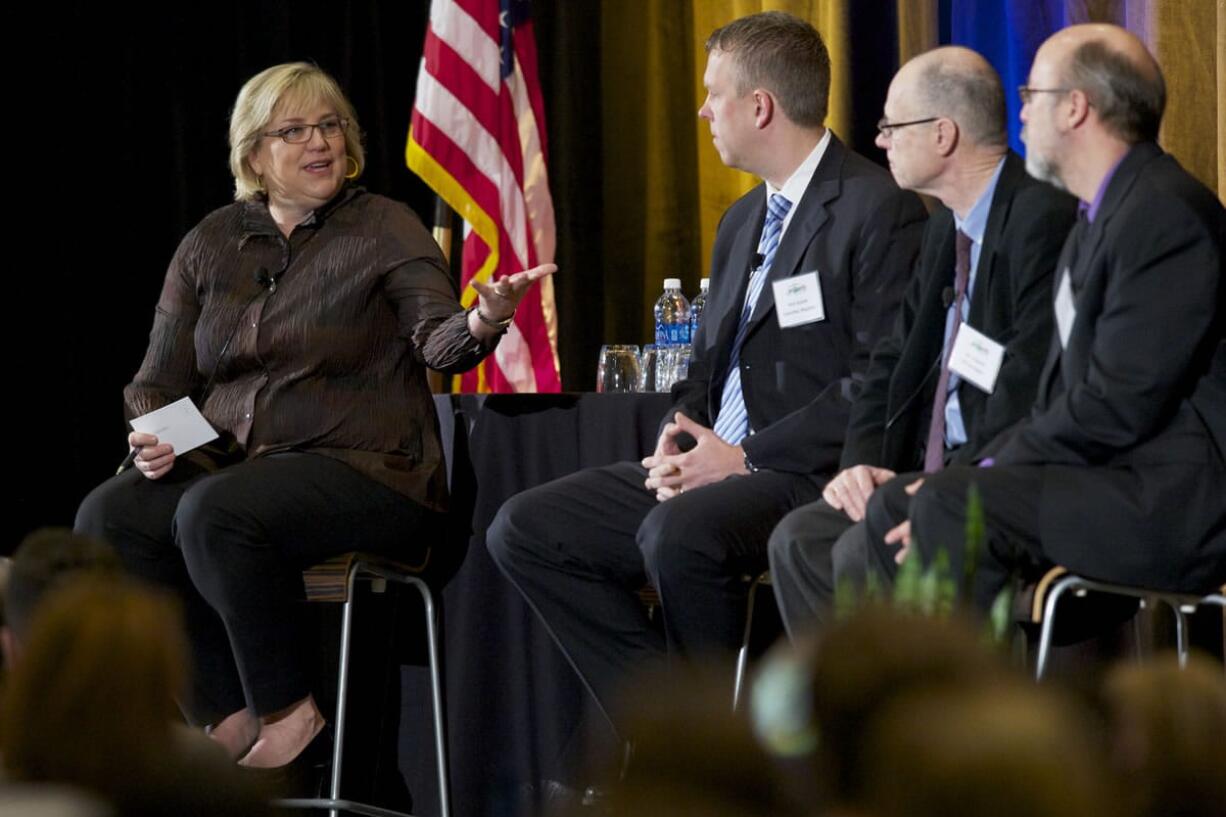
[
  {"x1": 897, "y1": 0, "x2": 939, "y2": 66},
  {"x1": 600, "y1": 1, "x2": 702, "y2": 345},
  {"x1": 1138, "y1": 1, "x2": 1223, "y2": 200},
  {"x1": 1219, "y1": 0, "x2": 1226, "y2": 197}
]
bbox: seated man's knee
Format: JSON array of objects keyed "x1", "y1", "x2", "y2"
[
  {"x1": 864, "y1": 476, "x2": 912, "y2": 539},
  {"x1": 767, "y1": 506, "x2": 812, "y2": 574},
  {"x1": 486, "y1": 489, "x2": 548, "y2": 571},
  {"x1": 907, "y1": 478, "x2": 963, "y2": 554},
  {"x1": 638, "y1": 500, "x2": 723, "y2": 584},
  {"x1": 830, "y1": 522, "x2": 869, "y2": 588}
]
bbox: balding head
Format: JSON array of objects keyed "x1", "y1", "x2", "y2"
[
  {"x1": 902, "y1": 46, "x2": 1007, "y2": 148},
  {"x1": 1037, "y1": 24, "x2": 1165, "y2": 143}
]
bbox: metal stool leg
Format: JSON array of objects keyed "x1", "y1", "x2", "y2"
[
  {"x1": 327, "y1": 582, "x2": 357, "y2": 817},
  {"x1": 1131, "y1": 608, "x2": 1146, "y2": 663},
  {"x1": 1029, "y1": 571, "x2": 1225, "y2": 680},
  {"x1": 279, "y1": 559, "x2": 437, "y2": 817},
  {"x1": 732, "y1": 579, "x2": 762, "y2": 711},
  {"x1": 1035, "y1": 575, "x2": 1080, "y2": 681},
  {"x1": 1171, "y1": 603, "x2": 1190, "y2": 669},
  {"x1": 410, "y1": 577, "x2": 450, "y2": 817}
]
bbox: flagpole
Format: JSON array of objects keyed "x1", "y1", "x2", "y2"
[
  {"x1": 429, "y1": 194, "x2": 456, "y2": 394},
  {"x1": 432, "y1": 195, "x2": 455, "y2": 267}
]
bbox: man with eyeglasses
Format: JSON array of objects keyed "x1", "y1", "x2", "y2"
[
  {"x1": 768, "y1": 46, "x2": 1076, "y2": 636},
  {"x1": 862, "y1": 24, "x2": 1226, "y2": 612}
]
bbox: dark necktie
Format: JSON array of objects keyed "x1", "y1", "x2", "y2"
[
  {"x1": 923, "y1": 229, "x2": 973, "y2": 473},
  {"x1": 1062, "y1": 209, "x2": 1090, "y2": 289}
]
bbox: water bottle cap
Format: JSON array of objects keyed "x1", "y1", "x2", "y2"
[
  {"x1": 663, "y1": 278, "x2": 682, "y2": 290},
  {"x1": 700, "y1": 278, "x2": 709, "y2": 290}
]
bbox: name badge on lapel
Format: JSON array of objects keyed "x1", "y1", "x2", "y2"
[
  {"x1": 1054, "y1": 270, "x2": 1076, "y2": 348},
  {"x1": 947, "y1": 323, "x2": 1005, "y2": 393},
  {"x1": 772, "y1": 271, "x2": 826, "y2": 328}
]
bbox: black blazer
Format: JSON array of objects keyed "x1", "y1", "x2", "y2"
[
  {"x1": 995, "y1": 142, "x2": 1226, "y2": 592},
  {"x1": 665, "y1": 135, "x2": 927, "y2": 476},
  {"x1": 841, "y1": 151, "x2": 1077, "y2": 471}
]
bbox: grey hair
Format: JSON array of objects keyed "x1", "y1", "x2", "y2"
[
  {"x1": 918, "y1": 56, "x2": 1007, "y2": 147},
  {"x1": 1060, "y1": 39, "x2": 1165, "y2": 143}
]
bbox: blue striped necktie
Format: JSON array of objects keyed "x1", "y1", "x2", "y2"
[{"x1": 713, "y1": 193, "x2": 793, "y2": 445}]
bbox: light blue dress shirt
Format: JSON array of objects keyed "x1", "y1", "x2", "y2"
[{"x1": 943, "y1": 157, "x2": 1006, "y2": 447}]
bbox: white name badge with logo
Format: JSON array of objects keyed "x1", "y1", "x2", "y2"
[
  {"x1": 773, "y1": 271, "x2": 826, "y2": 328},
  {"x1": 947, "y1": 323, "x2": 1005, "y2": 394},
  {"x1": 1054, "y1": 270, "x2": 1076, "y2": 348}
]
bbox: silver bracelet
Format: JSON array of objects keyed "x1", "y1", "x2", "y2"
[{"x1": 470, "y1": 304, "x2": 514, "y2": 332}]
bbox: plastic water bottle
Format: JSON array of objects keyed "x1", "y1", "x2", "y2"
[
  {"x1": 690, "y1": 278, "x2": 709, "y2": 340},
  {"x1": 653, "y1": 278, "x2": 691, "y2": 347}
]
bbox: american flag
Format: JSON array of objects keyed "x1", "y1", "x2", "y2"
[{"x1": 407, "y1": 0, "x2": 561, "y2": 393}]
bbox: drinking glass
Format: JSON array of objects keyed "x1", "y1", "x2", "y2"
[
  {"x1": 655, "y1": 344, "x2": 692, "y2": 392},
  {"x1": 596, "y1": 344, "x2": 641, "y2": 393},
  {"x1": 638, "y1": 344, "x2": 660, "y2": 392}
]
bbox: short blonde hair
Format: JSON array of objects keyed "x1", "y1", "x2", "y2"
[{"x1": 228, "y1": 62, "x2": 365, "y2": 201}]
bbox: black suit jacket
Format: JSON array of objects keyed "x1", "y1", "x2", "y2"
[
  {"x1": 665, "y1": 135, "x2": 927, "y2": 476},
  {"x1": 995, "y1": 141, "x2": 1226, "y2": 592},
  {"x1": 841, "y1": 151, "x2": 1077, "y2": 472}
]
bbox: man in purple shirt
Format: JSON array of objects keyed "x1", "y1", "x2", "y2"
[{"x1": 861, "y1": 23, "x2": 1226, "y2": 610}]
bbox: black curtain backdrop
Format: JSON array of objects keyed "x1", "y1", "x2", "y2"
[
  {"x1": 15, "y1": 0, "x2": 616, "y2": 548},
  {"x1": 11, "y1": 0, "x2": 895, "y2": 546}
]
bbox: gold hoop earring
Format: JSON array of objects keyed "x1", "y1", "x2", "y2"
[{"x1": 345, "y1": 156, "x2": 360, "y2": 179}]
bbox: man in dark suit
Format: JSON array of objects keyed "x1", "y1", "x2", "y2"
[
  {"x1": 487, "y1": 11, "x2": 925, "y2": 739},
  {"x1": 768, "y1": 47, "x2": 1076, "y2": 636},
  {"x1": 863, "y1": 24, "x2": 1226, "y2": 611}
]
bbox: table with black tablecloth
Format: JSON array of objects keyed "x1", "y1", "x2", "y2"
[{"x1": 393, "y1": 392, "x2": 672, "y2": 817}]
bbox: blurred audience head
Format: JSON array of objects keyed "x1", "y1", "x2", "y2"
[
  {"x1": 753, "y1": 607, "x2": 1012, "y2": 812},
  {"x1": 1, "y1": 572, "x2": 272, "y2": 815},
  {"x1": 608, "y1": 661, "x2": 804, "y2": 817},
  {"x1": 858, "y1": 680, "x2": 1114, "y2": 817},
  {"x1": 1101, "y1": 655, "x2": 1226, "y2": 817},
  {"x1": 2, "y1": 575, "x2": 186, "y2": 786},
  {"x1": 1, "y1": 527, "x2": 121, "y2": 665}
]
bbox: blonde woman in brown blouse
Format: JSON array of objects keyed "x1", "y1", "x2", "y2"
[{"x1": 75, "y1": 62, "x2": 552, "y2": 778}]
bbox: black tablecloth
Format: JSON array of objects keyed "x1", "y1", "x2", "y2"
[{"x1": 396, "y1": 392, "x2": 672, "y2": 817}]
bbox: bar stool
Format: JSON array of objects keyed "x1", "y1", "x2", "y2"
[
  {"x1": 1023, "y1": 566, "x2": 1226, "y2": 680},
  {"x1": 640, "y1": 572, "x2": 774, "y2": 712},
  {"x1": 276, "y1": 551, "x2": 450, "y2": 817}
]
